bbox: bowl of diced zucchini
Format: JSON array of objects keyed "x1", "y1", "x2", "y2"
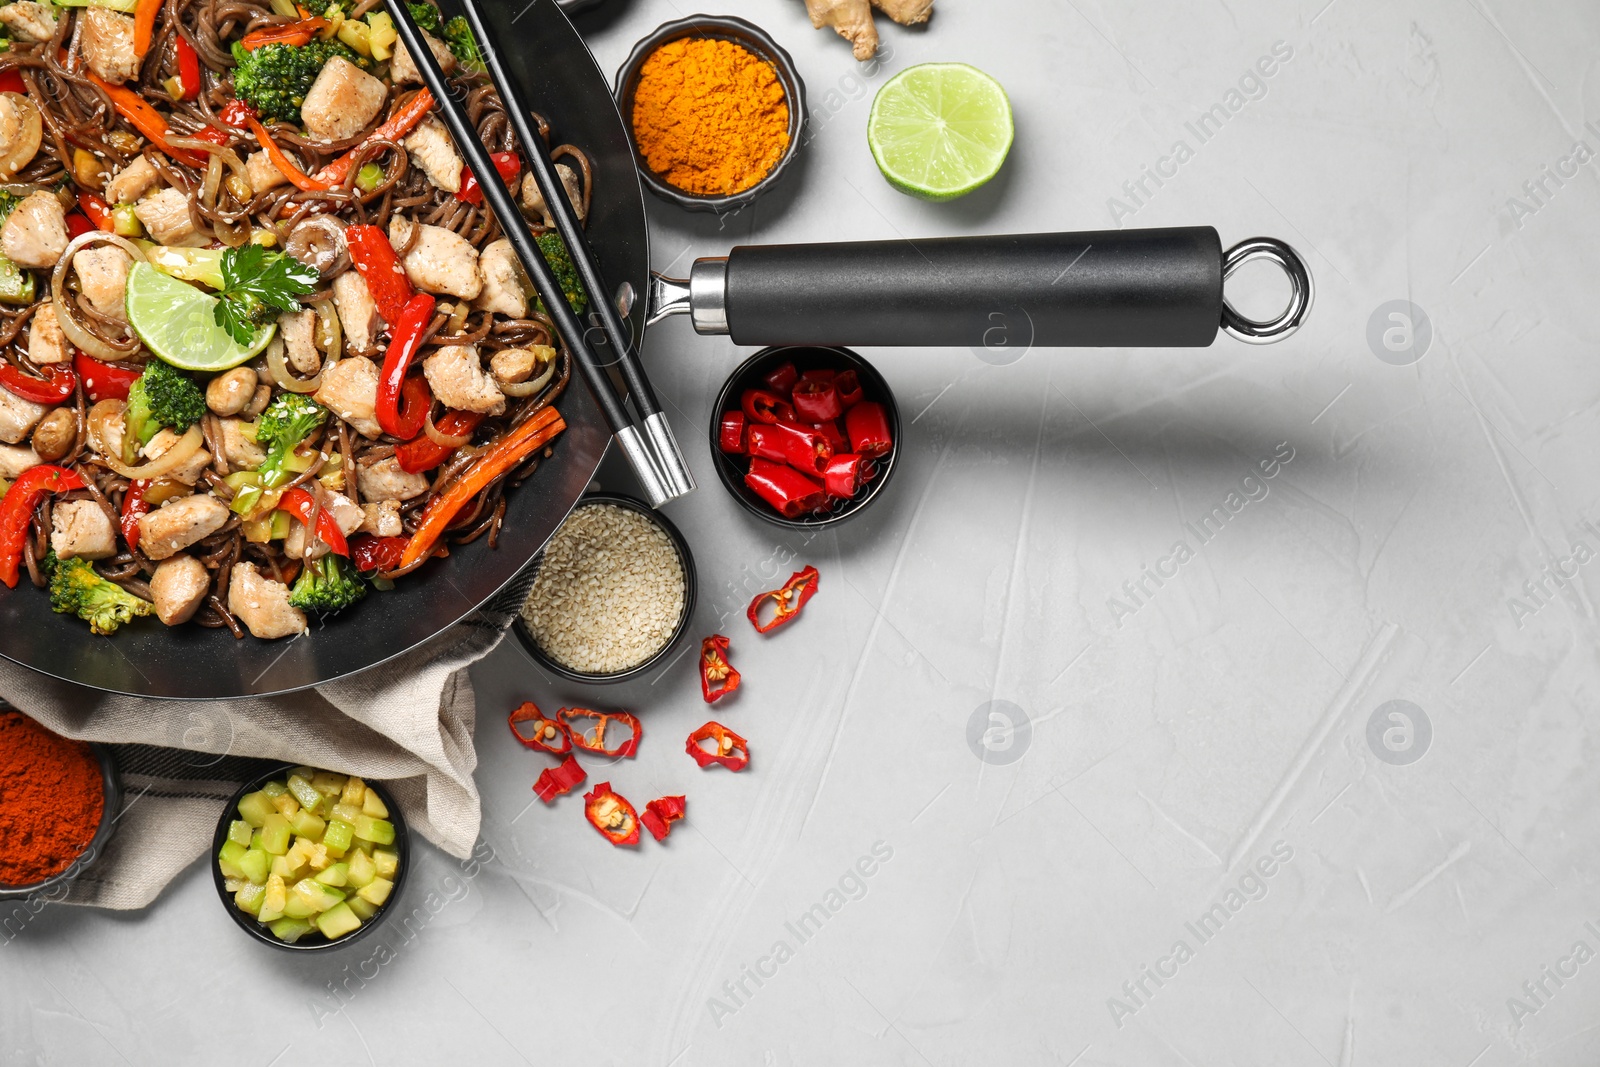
[{"x1": 212, "y1": 765, "x2": 407, "y2": 950}]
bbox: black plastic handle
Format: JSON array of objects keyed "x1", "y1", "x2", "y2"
[{"x1": 724, "y1": 227, "x2": 1224, "y2": 349}]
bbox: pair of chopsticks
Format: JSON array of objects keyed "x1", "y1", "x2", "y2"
[{"x1": 387, "y1": 0, "x2": 695, "y2": 507}]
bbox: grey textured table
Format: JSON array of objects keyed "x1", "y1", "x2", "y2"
[{"x1": 7, "y1": 0, "x2": 1598, "y2": 1064}]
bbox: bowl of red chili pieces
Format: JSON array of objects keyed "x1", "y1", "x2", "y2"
[
  {"x1": 711, "y1": 346, "x2": 900, "y2": 527},
  {"x1": 0, "y1": 707, "x2": 119, "y2": 899}
]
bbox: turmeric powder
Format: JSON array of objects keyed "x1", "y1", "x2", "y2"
[{"x1": 630, "y1": 38, "x2": 791, "y2": 198}]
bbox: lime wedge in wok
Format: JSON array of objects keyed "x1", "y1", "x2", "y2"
[
  {"x1": 125, "y1": 261, "x2": 274, "y2": 372},
  {"x1": 867, "y1": 63, "x2": 1014, "y2": 201}
]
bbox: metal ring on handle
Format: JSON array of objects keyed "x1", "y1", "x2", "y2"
[{"x1": 1220, "y1": 237, "x2": 1313, "y2": 344}]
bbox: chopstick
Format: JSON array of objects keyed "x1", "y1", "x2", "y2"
[{"x1": 386, "y1": 1, "x2": 688, "y2": 506}]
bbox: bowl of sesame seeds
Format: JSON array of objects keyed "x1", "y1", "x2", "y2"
[{"x1": 513, "y1": 494, "x2": 697, "y2": 684}]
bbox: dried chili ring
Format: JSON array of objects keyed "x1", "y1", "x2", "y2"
[
  {"x1": 640, "y1": 795, "x2": 687, "y2": 842},
  {"x1": 508, "y1": 701, "x2": 573, "y2": 756},
  {"x1": 533, "y1": 754, "x2": 586, "y2": 803},
  {"x1": 699, "y1": 634, "x2": 741, "y2": 703},
  {"x1": 687, "y1": 722, "x2": 749, "y2": 771},
  {"x1": 747, "y1": 565, "x2": 820, "y2": 634},
  {"x1": 559, "y1": 707, "x2": 641, "y2": 759},
  {"x1": 583, "y1": 782, "x2": 640, "y2": 846}
]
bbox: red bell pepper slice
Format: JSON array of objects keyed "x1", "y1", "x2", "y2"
[
  {"x1": 640, "y1": 795, "x2": 686, "y2": 842},
  {"x1": 74, "y1": 353, "x2": 142, "y2": 402},
  {"x1": 762, "y1": 361, "x2": 799, "y2": 394},
  {"x1": 0, "y1": 465, "x2": 85, "y2": 588},
  {"x1": 746, "y1": 421, "x2": 830, "y2": 475},
  {"x1": 792, "y1": 379, "x2": 842, "y2": 423},
  {"x1": 0, "y1": 70, "x2": 23, "y2": 96},
  {"x1": 239, "y1": 16, "x2": 327, "y2": 50},
  {"x1": 76, "y1": 192, "x2": 114, "y2": 232},
  {"x1": 120, "y1": 479, "x2": 151, "y2": 553},
  {"x1": 0, "y1": 364, "x2": 75, "y2": 406},
  {"x1": 743, "y1": 458, "x2": 825, "y2": 519},
  {"x1": 534, "y1": 754, "x2": 586, "y2": 803},
  {"x1": 845, "y1": 402, "x2": 893, "y2": 459},
  {"x1": 583, "y1": 782, "x2": 640, "y2": 845},
  {"x1": 350, "y1": 534, "x2": 407, "y2": 574},
  {"x1": 508, "y1": 701, "x2": 572, "y2": 756},
  {"x1": 345, "y1": 224, "x2": 415, "y2": 325},
  {"x1": 220, "y1": 99, "x2": 258, "y2": 128},
  {"x1": 558, "y1": 707, "x2": 640, "y2": 759},
  {"x1": 686, "y1": 722, "x2": 749, "y2": 771},
  {"x1": 396, "y1": 410, "x2": 484, "y2": 473},
  {"x1": 64, "y1": 212, "x2": 96, "y2": 239},
  {"x1": 823, "y1": 454, "x2": 871, "y2": 499},
  {"x1": 833, "y1": 369, "x2": 864, "y2": 409},
  {"x1": 315, "y1": 89, "x2": 435, "y2": 186},
  {"x1": 718, "y1": 411, "x2": 746, "y2": 454},
  {"x1": 175, "y1": 34, "x2": 202, "y2": 101},
  {"x1": 812, "y1": 420, "x2": 848, "y2": 456},
  {"x1": 699, "y1": 634, "x2": 740, "y2": 703},
  {"x1": 456, "y1": 152, "x2": 521, "y2": 205},
  {"x1": 741, "y1": 388, "x2": 794, "y2": 426},
  {"x1": 85, "y1": 74, "x2": 205, "y2": 168},
  {"x1": 748, "y1": 565, "x2": 819, "y2": 633},
  {"x1": 376, "y1": 293, "x2": 436, "y2": 438},
  {"x1": 275, "y1": 487, "x2": 350, "y2": 556}
]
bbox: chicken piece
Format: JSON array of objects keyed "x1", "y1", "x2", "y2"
[
  {"x1": 0, "y1": 1, "x2": 58, "y2": 42},
  {"x1": 313, "y1": 355, "x2": 383, "y2": 439},
  {"x1": 105, "y1": 155, "x2": 160, "y2": 205},
  {"x1": 49, "y1": 500, "x2": 117, "y2": 561},
  {"x1": 390, "y1": 32, "x2": 456, "y2": 86},
  {"x1": 422, "y1": 345, "x2": 504, "y2": 416},
  {"x1": 1, "y1": 190, "x2": 67, "y2": 270},
  {"x1": 142, "y1": 428, "x2": 212, "y2": 486},
  {"x1": 281, "y1": 309, "x2": 320, "y2": 375},
  {"x1": 474, "y1": 239, "x2": 529, "y2": 319},
  {"x1": 218, "y1": 417, "x2": 266, "y2": 470},
  {"x1": 138, "y1": 494, "x2": 230, "y2": 561},
  {"x1": 228, "y1": 562, "x2": 307, "y2": 639},
  {"x1": 300, "y1": 57, "x2": 388, "y2": 142},
  {"x1": 357, "y1": 455, "x2": 428, "y2": 501},
  {"x1": 27, "y1": 305, "x2": 68, "y2": 365},
  {"x1": 134, "y1": 187, "x2": 205, "y2": 247},
  {"x1": 80, "y1": 8, "x2": 138, "y2": 85},
  {"x1": 148, "y1": 554, "x2": 209, "y2": 626},
  {"x1": 331, "y1": 270, "x2": 381, "y2": 354},
  {"x1": 0, "y1": 94, "x2": 40, "y2": 178},
  {"x1": 388, "y1": 216, "x2": 482, "y2": 300},
  {"x1": 284, "y1": 490, "x2": 364, "y2": 560},
  {"x1": 0, "y1": 384, "x2": 47, "y2": 445},
  {"x1": 402, "y1": 115, "x2": 463, "y2": 194},
  {"x1": 74, "y1": 245, "x2": 132, "y2": 321},
  {"x1": 519, "y1": 164, "x2": 586, "y2": 228},
  {"x1": 0, "y1": 443, "x2": 39, "y2": 479},
  {"x1": 358, "y1": 499, "x2": 402, "y2": 537},
  {"x1": 489, "y1": 345, "x2": 554, "y2": 388},
  {"x1": 244, "y1": 151, "x2": 287, "y2": 196}
]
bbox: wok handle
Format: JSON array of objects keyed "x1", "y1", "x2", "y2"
[{"x1": 657, "y1": 228, "x2": 1312, "y2": 349}]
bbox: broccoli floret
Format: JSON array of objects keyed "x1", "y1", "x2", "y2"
[
  {"x1": 124, "y1": 360, "x2": 205, "y2": 456},
  {"x1": 406, "y1": 1, "x2": 442, "y2": 34},
  {"x1": 232, "y1": 393, "x2": 329, "y2": 515},
  {"x1": 533, "y1": 231, "x2": 588, "y2": 317},
  {"x1": 288, "y1": 553, "x2": 367, "y2": 614},
  {"x1": 231, "y1": 38, "x2": 370, "y2": 125},
  {"x1": 440, "y1": 16, "x2": 484, "y2": 72},
  {"x1": 46, "y1": 552, "x2": 154, "y2": 636}
]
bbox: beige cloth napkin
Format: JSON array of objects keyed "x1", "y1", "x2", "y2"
[{"x1": 0, "y1": 577, "x2": 530, "y2": 910}]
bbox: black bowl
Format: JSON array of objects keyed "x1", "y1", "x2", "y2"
[
  {"x1": 0, "y1": 742, "x2": 121, "y2": 901},
  {"x1": 511, "y1": 493, "x2": 698, "y2": 684},
  {"x1": 614, "y1": 14, "x2": 807, "y2": 214},
  {"x1": 210, "y1": 766, "x2": 410, "y2": 952},
  {"x1": 711, "y1": 347, "x2": 902, "y2": 529}
]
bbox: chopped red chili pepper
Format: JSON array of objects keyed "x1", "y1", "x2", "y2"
[
  {"x1": 686, "y1": 722, "x2": 749, "y2": 771},
  {"x1": 74, "y1": 352, "x2": 142, "y2": 402},
  {"x1": 748, "y1": 565, "x2": 819, "y2": 633},
  {"x1": 0, "y1": 466, "x2": 85, "y2": 588},
  {"x1": 799, "y1": 368, "x2": 837, "y2": 384},
  {"x1": 792, "y1": 379, "x2": 843, "y2": 423},
  {"x1": 640, "y1": 795, "x2": 686, "y2": 842},
  {"x1": 699, "y1": 634, "x2": 740, "y2": 703},
  {"x1": 743, "y1": 458, "x2": 825, "y2": 519},
  {"x1": 822, "y1": 454, "x2": 872, "y2": 498},
  {"x1": 534, "y1": 755, "x2": 587, "y2": 803},
  {"x1": 0, "y1": 363, "x2": 75, "y2": 406},
  {"x1": 747, "y1": 421, "x2": 831, "y2": 475},
  {"x1": 350, "y1": 534, "x2": 407, "y2": 574},
  {"x1": 762, "y1": 361, "x2": 799, "y2": 394},
  {"x1": 583, "y1": 782, "x2": 640, "y2": 845},
  {"x1": 718, "y1": 411, "x2": 747, "y2": 454},
  {"x1": 396, "y1": 409, "x2": 484, "y2": 473},
  {"x1": 833, "y1": 369, "x2": 864, "y2": 409},
  {"x1": 845, "y1": 401, "x2": 893, "y2": 459},
  {"x1": 508, "y1": 701, "x2": 573, "y2": 756},
  {"x1": 559, "y1": 707, "x2": 641, "y2": 759},
  {"x1": 457, "y1": 151, "x2": 521, "y2": 205},
  {"x1": 376, "y1": 293, "x2": 436, "y2": 438},
  {"x1": 741, "y1": 388, "x2": 795, "y2": 426},
  {"x1": 120, "y1": 479, "x2": 151, "y2": 553},
  {"x1": 812, "y1": 420, "x2": 848, "y2": 456}
]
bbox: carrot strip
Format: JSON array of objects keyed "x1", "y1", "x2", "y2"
[
  {"x1": 133, "y1": 0, "x2": 162, "y2": 59},
  {"x1": 85, "y1": 73, "x2": 204, "y2": 168},
  {"x1": 247, "y1": 117, "x2": 331, "y2": 192},
  {"x1": 314, "y1": 89, "x2": 434, "y2": 186}
]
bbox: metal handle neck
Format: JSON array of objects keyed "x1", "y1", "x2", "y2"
[{"x1": 647, "y1": 258, "x2": 729, "y2": 334}]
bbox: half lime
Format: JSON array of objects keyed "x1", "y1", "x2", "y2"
[
  {"x1": 867, "y1": 63, "x2": 1014, "y2": 201},
  {"x1": 126, "y1": 261, "x2": 274, "y2": 372}
]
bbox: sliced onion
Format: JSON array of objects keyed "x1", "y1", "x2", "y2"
[
  {"x1": 95, "y1": 425, "x2": 204, "y2": 481},
  {"x1": 424, "y1": 405, "x2": 473, "y2": 448},
  {"x1": 86, "y1": 398, "x2": 125, "y2": 461},
  {"x1": 311, "y1": 297, "x2": 341, "y2": 363},
  {"x1": 167, "y1": 136, "x2": 249, "y2": 182},
  {"x1": 265, "y1": 333, "x2": 322, "y2": 393},
  {"x1": 497, "y1": 349, "x2": 558, "y2": 397},
  {"x1": 50, "y1": 232, "x2": 148, "y2": 362}
]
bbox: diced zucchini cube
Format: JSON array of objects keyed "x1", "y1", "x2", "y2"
[
  {"x1": 340, "y1": 776, "x2": 367, "y2": 807},
  {"x1": 352, "y1": 815, "x2": 394, "y2": 845},
  {"x1": 271, "y1": 792, "x2": 300, "y2": 818},
  {"x1": 289, "y1": 766, "x2": 317, "y2": 783},
  {"x1": 282, "y1": 894, "x2": 315, "y2": 919},
  {"x1": 287, "y1": 775, "x2": 323, "y2": 813},
  {"x1": 259, "y1": 874, "x2": 287, "y2": 923},
  {"x1": 269, "y1": 917, "x2": 314, "y2": 943},
  {"x1": 249, "y1": 831, "x2": 264, "y2": 852},
  {"x1": 356, "y1": 877, "x2": 392, "y2": 907},
  {"x1": 234, "y1": 882, "x2": 266, "y2": 916},
  {"x1": 237, "y1": 790, "x2": 275, "y2": 828},
  {"x1": 315, "y1": 862, "x2": 349, "y2": 888},
  {"x1": 239, "y1": 848, "x2": 271, "y2": 886},
  {"x1": 307, "y1": 843, "x2": 332, "y2": 871},
  {"x1": 312, "y1": 771, "x2": 348, "y2": 797},
  {"x1": 289, "y1": 811, "x2": 326, "y2": 839},
  {"x1": 315, "y1": 902, "x2": 361, "y2": 940},
  {"x1": 217, "y1": 840, "x2": 248, "y2": 879},
  {"x1": 261, "y1": 779, "x2": 288, "y2": 798},
  {"x1": 323, "y1": 819, "x2": 355, "y2": 852},
  {"x1": 270, "y1": 854, "x2": 296, "y2": 880},
  {"x1": 259, "y1": 813, "x2": 292, "y2": 855},
  {"x1": 361, "y1": 788, "x2": 389, "y2": 818},
  {"x1": 223, "y1": 876, "x2": 247, "y2": 893},
  {"x1": 290, "y1": 877, "x2": 344, "y2": 913},
  {"x1": 346, "y1": 848, "x2": 376, "y2": 889},
  {"x1": 346, "y1": 896, "x2": 378, "y2": 920},
  {"x1": 372, "y1": 849, "x2": 398, "y2": 878},
  {"x1": 227, "y1": 820, "x2": 252, "y2": 847},
  {"x1": 330, "y1": 802, "x2": 362, "y2": 824},
  {"x1": 323, "y1": 842, "x2": 345, "y2": 860}
]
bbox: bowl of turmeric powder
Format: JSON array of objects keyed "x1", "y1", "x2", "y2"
[{"x1": 616, "y1": 16, "x2": 807, "y2": 213}]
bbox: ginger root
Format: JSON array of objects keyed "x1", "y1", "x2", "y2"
[{"x1": 804, "y1": 0, "x2": 932, "y2": 60}]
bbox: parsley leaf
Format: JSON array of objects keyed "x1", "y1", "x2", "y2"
[{"x1": 212, "y1": 244, "x2": 320, "y2": 346}]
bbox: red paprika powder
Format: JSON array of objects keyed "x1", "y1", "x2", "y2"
[{"x1": 0, "y1": 709, "x2": 104, "y2": 886}]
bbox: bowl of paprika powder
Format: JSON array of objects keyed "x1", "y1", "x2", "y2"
[
  {"x1": 616, "y1": 15, "x2": 807, "y2": 213},
  {"x1": 0, "y1": 707, "x2": 120, "y2": 900}
]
